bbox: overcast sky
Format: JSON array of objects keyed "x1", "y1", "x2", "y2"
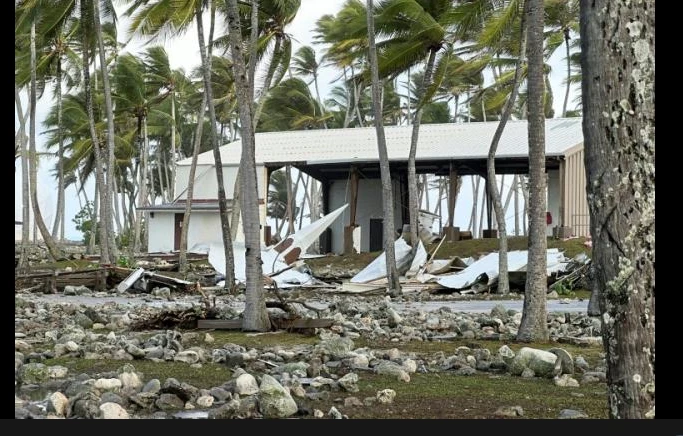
[{"x1": 15, "y1": 0, "x2": 579, "y2": 241}]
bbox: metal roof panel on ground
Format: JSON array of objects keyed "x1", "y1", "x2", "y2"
[{"x1": 178, "y1": 118, "x2": 583, "y2": 167}]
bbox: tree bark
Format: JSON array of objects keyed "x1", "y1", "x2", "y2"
[
  {"x1": 285, "y1": 165, "x2": 295, "y2": 237},
  {"x1": 580, "y1": 0, "x2": 655, "y2": 419},
  {"x1": 562, "y1": 28, "x2": 571, "y2": 117},
  {"x1": 366, "y1": 0, "x2": 401, "y2": 296},
  {"x1": 517, "y1": 0, "x2": 548, "y2": 342},
  {"x1": 408, "y1": 48, "x2": 437, "y2": 247},
  {"x1": 81, "y1": 0, "x2": 110, "y2": 262},
  {"x1": 196, "y1": 0, "x2": 236, "y2": 290},
  {"x1": 226, "y1": 0, "x2": 271, "y2": 331},
  {"x1": 179, "y1": 92, "x2": 207, "y2": 274},
  {"x1": 93, "y1": 0, "x2": 118, "y2": 260},
  {"x1": 486, "y1": 1, "x2": 527, "y2": 294},
  {"x1": 170, "y1": 92, "x2": 177, "y2": 200},
  {"x1": 51, "y1": 56, "x2": 65, "y2": 242},
  {"x1": 16, "y1": 85, "x2": 31, "y2": 271},
  {"x1": 29, "y1": 21, "x2": 63, "y2": 262},
  {"x1": 133, "y1": 116, "x2": 147, "y2": 255}
]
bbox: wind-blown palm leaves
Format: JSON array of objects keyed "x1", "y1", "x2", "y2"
[{"x1": 257, "y1": 78, "x2": 331, "y2": 132}]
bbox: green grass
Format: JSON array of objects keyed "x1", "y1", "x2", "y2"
[
  {"x1": 28, "y1": 259, "x2": 100, "y2": 271},
  {"x1": 426, "y1": 236, "x2": 591, "y2": 260}
]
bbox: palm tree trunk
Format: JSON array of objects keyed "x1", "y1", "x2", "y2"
[
  {"x1": 156, "y1": 145, "x2": 165, "y2": 203},
  {"x1": 52, "y1": 56, "x2": 65, "y2": 242},
  {"x1": 423, "y1": 174, "x2": 430, "y2": 211},
  {"x1": 170, "y1": 92, "x2": 177, "y2": 200},
  {"x1": 520, "y1": 175, "x2": 529, "y2": 235},
  {"x1": 285, "y1": 165, "x2": 295, "y2": 237},
  {"x1": 517, "y1": 0, "x2": 549, "y2": 342},
  {"x1": 513, "y1": 174, "x2": 520, "y2": 235},
  {"x1": 196, "y1": 0, "x2": 236, "y2": 291},
  {"x1": 562, "y1": 28, "x2": 571, "y2": 117},
  {"x1": 453, "y1": 94, "x2": 459, "y2": 123},
  {"x1": 352, "y1": 65, "x2": 365, "y2": 127},
  {"x1": 407, "y1": 48, "x2": 437, "y2": 247},
  {"x1": 93, "y1": 0, "x2": 118, "y2": 261},
  {"x1": 478, "y1": 186, "x2": 485, "y2": 238},
  {"x1": 179, "y1": 92, "x2": 208, "y2": 274},
  {"x1": 580, "y1": 0, "x2": 655, "y2": 418},
  {"x1": 342, "y1": 68, "x2": 353, "y2": 128},
  {"x1": 80, "y1": 0, "x2": 110, "y2": 263},
  {"x1": 133, "y1": 117, "x2": 148, "y2": 255},
  {"x1": 29, "y1": 21, "x2": 62, "y2": 262},
  {"x1": 367, "y1": 0, "x2": 401, "y2": 296},
  {"x1": 89, "y1": 181, "x2": 98, "y2": 254},
  {"x1": 225, "y1": 0, "x2": 271, "y2": 331},
  {"x1": 486, "y1": 3, "x2": 528, "y2": 294},
  {"x1": 112, "y1": 176, "x2": 123, "y2": 234},
  {"x1": 252, "y1": 35, "x2": 282, "y2": 127},
  {"x1": 16, "y1": 85, "x2": 31, "y2": 271}
]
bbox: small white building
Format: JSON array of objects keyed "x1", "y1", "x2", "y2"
[{"x1": 144, "y1": 118, "x2": 589, "y2": 254}]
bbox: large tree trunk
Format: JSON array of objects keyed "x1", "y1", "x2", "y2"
[
  {"x1": 88, "y1": 180, "x2": 98, "y2": 254},
  {"x1": 93, "y1": 0, "x2": 118, "y2": 261},
  {"x1": 29, "y1": 21, "x2": 63, "y2": 262},
  {"x1": 517, "y1": 0, "x2": 548, "y2": 342},
  {"x1": 196, "y1": 0, "x2": 236, "y2": 291},
  {"x1": 366, "y1": 0, "x2": 401, "y2": 296},
  {"x1": 179, "y1": 93, "x2": 208, "y2": 274},
  {"x1": 52, "y1": 56, "x2": 65, "y2": 242},
  {"x1": 133, "y1": 117, "x2": 147, "y2": 255},
  {"x1": 81, "y1": 0, "x2": 110, "y2": 262},
  {"x1": 16, "y1": 85, "x2": 31, "y2": 271},
  {"x1": 580, "y1": 0, "x2": 655, "y2": 419},
  {"x1": 513, "y1": 174, "x2": 520, "y2": 235},
  {"x1": 486, "y1": 1, "x2": 528, "y2": 295},
  {"x1": 226, "y1": 0, "x2": 271, "y2": 331},
  {"x1": 407, "y1": 48, "x2": 437, "y2": 247}
]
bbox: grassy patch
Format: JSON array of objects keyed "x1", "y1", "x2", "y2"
[
  {"x1": 320, "y1": 372, "x2": 608, "y2": 419},
  {"x1": 44, "y1": 357, "x2": 232, "y2": 389},
  {"x1": 183, "y1": 330, "x2": 320, "y2": 349},
  {"x1": 28, "y1": 259, "x2": 100, "y2": 271},
  {"x1": 426, "y1": 236, "x2": 591, "y2": 260}
]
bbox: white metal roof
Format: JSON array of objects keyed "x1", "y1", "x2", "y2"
[{"x1": 178, "y1": 117, "x2": 583, "y2": 167}]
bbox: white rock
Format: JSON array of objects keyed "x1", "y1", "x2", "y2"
[
  {"x1": 95, "y1": 378, "x2": 123, "y2": 391},
  {"x1": 48, "y1": 365, "x2": 69, "y2": 379},
  {"x1": 48, "y1": 392, "x2": 69, "y2": 417},
  {"x1": 99, "y1": 402, "x2": 129, "y2": 419},
  {"x1": 376, "y1": 389, "x2": 396, "y2": 404},
  {"x1": 196, "y1": 395, "x2": 214, "y2": 408},
  {"x1": 235, "y1": 373, "x2": 260, "y2": 396}
]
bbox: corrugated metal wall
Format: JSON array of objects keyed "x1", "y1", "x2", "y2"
[{"x1": 562, "y1": 147, "x2": 590, "y2": 237}]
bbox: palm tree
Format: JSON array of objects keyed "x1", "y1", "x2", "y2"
[
  {"x1": 544, "y1": 0, "x2": 579, "y2": 117},
  {"x1": 366, "y1": 0, "x2": 400, "y2": 296},
  {"x1": 257, "y1": 78, "x2": 330, "y2": 131},
  {"x1": 225, "y1": 0, "x2": 271, "y2": 332},
  {"x1": 580, "y1": 0, "x2": 655, "y2": 419},
  {"x1": 486, "y1": 0, "x2": 528, "y2": 295},
  {"x1": 143, "y1": 46, "x2": 180, "y2": 200},
  {"x1": 15, "y1": 2, "x2": 64, "y2": 262},
  {"x1": 124, "y1": 0, "x2": 237, "y2": 291},
  {"x1": 517, "y1": 0, "x2": 548, "y2": 342},
  {"x1": 291, "y1": 45, "x2": 326, "y2": 125}
]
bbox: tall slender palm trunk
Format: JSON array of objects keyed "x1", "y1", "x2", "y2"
[
  {"x1": 486, "y1": 1, "x2": 528, "y2": 294},
  {"x1": 16, "y1": 85, "x2": 31, "y2": 271},
  {"x1": 179, "y1": 92, "x2": 207, "y2": 274},
  {"x1": 225, "y1": 0, "x2": 271, "y2": 331},
  {"x1": 29, "y1": 21, "x2": 62, "y2": 261},
  {"x1": 517, "y1": 0, "x2": 549, "y2": 342},
  {"x1": 196, "y1": 0, "x2": 236, "y2": 290},
  {"x1": 407, "y1": 48, "x2": 437, "y2": 247},
  {"x1": 52, "y1": 57, "x2": 65, "y2": 242},
  {"x1": 367, "y1": 0, "x2": 400, "y2": 296},
  {"x1": 93, "y1": 0, "x2": 118, "y2": 261}
]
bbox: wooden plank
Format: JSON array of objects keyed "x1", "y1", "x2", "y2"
[
  {"x1": 274, "y1": 318, "x2": 334, "y2": 329},
  {"x1": 197, "y1": 319, "x2": 243, "y2": 329}
]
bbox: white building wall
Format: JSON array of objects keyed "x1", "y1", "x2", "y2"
[
  {"x1": 147, "y1": 212, "x2": 175, "y2": 252},
  {"x1": 146, "y1": 211, "x2": 229, "y2": 253},
  {"x1": 547, "y1": 169, "x2": 561, "y2": 237},
  {"x1": 329, "y1": 178, "x2": 404, "y2": 254}
]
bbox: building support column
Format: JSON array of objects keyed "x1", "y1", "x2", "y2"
[
  {"x1": 344, "y1": 166, "x2": 360, "y2": 254},
  {"x1": 443, "y1": 162, "x2": 460, "y2": 241},
  {"x1": 483, "y1": 174, "x2": 497, "y2": 238}
]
